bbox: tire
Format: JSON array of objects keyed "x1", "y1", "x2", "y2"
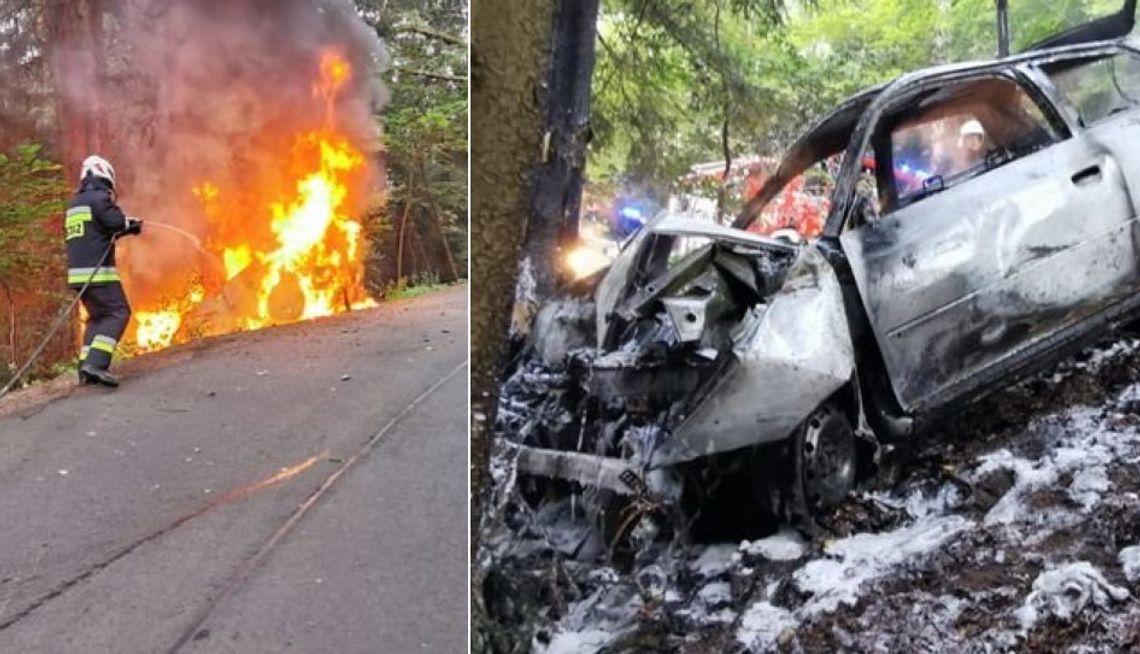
[{"x1": 782, "y1": 402, "x2": 857, "y2": 528}]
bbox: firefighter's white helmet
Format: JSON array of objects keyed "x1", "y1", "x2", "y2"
[
  {"x1": 80, "y1": 155, "x2": 116, "y2": 187},
  {"x1": 959, "y1": 119, "x2": 985, "y2": 139}
]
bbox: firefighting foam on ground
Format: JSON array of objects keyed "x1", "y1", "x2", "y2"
[{"x1": 123, "y1": 50, "x2": 375, "y2": 353}]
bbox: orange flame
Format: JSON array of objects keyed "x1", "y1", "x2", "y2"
[
  {"x1": 134, "y1": 310, "x2": 181, "y2": 351},
  {"x1": 130, "y1": 50, "x2": 373, "y2": 351},
  {"x1": 223, "y1": 245, "x2": 252, "y2": 281}
]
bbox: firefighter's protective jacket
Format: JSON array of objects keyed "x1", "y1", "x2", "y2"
[{"x1": 65, "y1": 176, "x2": 128, "y2": 289}]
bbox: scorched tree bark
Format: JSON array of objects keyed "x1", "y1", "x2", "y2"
[{"x1": 469, "y1": 0, "x2": 600, "y2": 650}]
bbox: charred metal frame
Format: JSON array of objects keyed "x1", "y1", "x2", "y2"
[
  {"x1": 512, "y1": 31, "x2": 1140, "y2": 500},
  {"x1": 829, "y1": 40, "x2": 1140, "y2": 417}
]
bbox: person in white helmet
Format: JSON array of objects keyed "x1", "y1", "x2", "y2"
[
  {"x1": 64, "y1": 155, "x2": 142, "y2": 387},
  {"x1": 933, "y1": 118, "x2": 988, "y2": 178},
  {"x1": 957, "y1": 119, "x2": 987, "y2": 170}
]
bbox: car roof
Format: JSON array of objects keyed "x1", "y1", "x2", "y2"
[{"x1": 733, "y1": 34, "x2": 1139, "y2": 229}]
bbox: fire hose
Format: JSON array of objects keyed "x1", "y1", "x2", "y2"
[
  {"x1": 0, "y1": 238, "x2": 117, "y2": 400},
  {"x1": 0, "y1": 219, "x2": 217, "y2": 400}
]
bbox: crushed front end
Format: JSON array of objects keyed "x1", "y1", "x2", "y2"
[{"x1": 497, "y1": 214, "x2": 860, "y2": 538}]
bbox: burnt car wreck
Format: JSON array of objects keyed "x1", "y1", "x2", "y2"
[{"x1": 500, "y1": 8, "x2": 1140, "y2": 537}]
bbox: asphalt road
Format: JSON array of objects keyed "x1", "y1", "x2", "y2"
[{"x1": 0, "y1": 286, "x2": 468, "y2": 654}]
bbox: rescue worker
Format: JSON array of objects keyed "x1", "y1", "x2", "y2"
[
  {"x1": 65, "y1": 155, "x2": 142, "y2": 387},
  {"x1": 932, "y1": 119, "x2": 987, "y2": 178},
  {"x1": 956, "y1": 119, "x2": 987, "y2": 171}
]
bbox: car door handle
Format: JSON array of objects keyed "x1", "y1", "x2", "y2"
[{"x1": 1071, "y1": 165, "x2": 1102, "y2": 186}]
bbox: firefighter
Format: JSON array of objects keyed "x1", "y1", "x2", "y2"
[
  {"x1": 933, "y1": 119, "x2": 987, "y2": 178},
  {"x1": 956, "y1": 119, "x2": 987, "y2": 171},
  {"x1": 65, "y1": 155, "x2": 142, "y2": 387}
]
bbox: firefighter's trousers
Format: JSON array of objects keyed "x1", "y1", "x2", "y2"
[{"x1": 78, "y1": 283, "x2": 131, "y2": 371}]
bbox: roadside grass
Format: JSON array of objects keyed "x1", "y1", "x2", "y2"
[{"x1": 381, "y1": 275, "x2": 455, "y2": 301}]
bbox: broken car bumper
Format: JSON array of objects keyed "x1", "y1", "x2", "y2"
[{"x1": 514, "y1": 445, "x2": 675, "y2": 498}]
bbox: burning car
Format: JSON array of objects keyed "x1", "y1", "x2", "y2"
[{"x1": 503, "y1": 5, "x2": 1140, "y2": 533}]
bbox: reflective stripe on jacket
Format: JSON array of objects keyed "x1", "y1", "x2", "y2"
[{"x1": 65, "y1": 176, "x2": 127, "y2": 288}]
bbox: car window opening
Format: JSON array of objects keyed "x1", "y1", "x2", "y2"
[
  {"x1": 878, "y1": 75, "x2": 1062, "y2": 213},
  {"x1": 1044, "y1": 51, "x2": 1140, "y2": 126}
]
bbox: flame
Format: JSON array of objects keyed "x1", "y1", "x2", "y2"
[
  {"x1": 135, "y1": 310, "x2": 181, "y2": 351},
  {"x1": 318, "y1": 50, "x2": 351, "y2": 97},
  {"x1": 223, "y1": 245, "x2": 252, "y2": 281},
  {"x1": 125, "y1": 49, "x2": 374, "y2": 352},
  {"x1": 242, "y1": 132, "x2": 365, "y2": 328},
  {"x1": 192, "y1": 182, "x2": 219, "y2": 203},
  {"x1": 564, "y1": 243, "x2": 611, "y2": 280}
]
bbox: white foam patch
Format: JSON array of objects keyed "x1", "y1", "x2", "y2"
[
  {"x1": 1076, "y1": 339, "x2": 1140, "y2": 372},
  {"x1": 1119, "y1": 546, "x2": 1140, "y2": 583},
  {"x1": 973, "y1": 405, "x2": 1140, "y2": 537},
  {"x1": 741, "y1": 529, "x2": 807, "y2": 561},
  {"x1": 693, "y1": 544, "x2": 738, "y2": 578},
  {"x1": 536, "y1": 629, "x2": 614, "y2": 654},
  {"x1": 508, "y1": 359, "x2": 1140, "y2": 653},
  {"x1": 736, "y1": 601, "x2": 797, "y2": 651},
  {"x1": 1015, "y1": 562, "x2": 1129, "y2": 631},
  {"x1": 794, "y1": 515, "x2": 973, "y2": 613},
  {"x1": 696, "y1": 581, "x2": 732, "y2": 607},
  {"x1": 1069, "y1": 465, "x2": 1110, "y2": 510}
]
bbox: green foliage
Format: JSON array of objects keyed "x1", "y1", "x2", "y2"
[
  {"x1": 589, "y1": 0, "x2": 1131, "y2": 195},
  {"x1": 0, "y1": 143, "x2": 69, "y2": 385},
  {"x1": 590, "y1": 0, "x2": 803, "y2": 199},
  {"x1": 0, "y1": 143, "x2": 66, "y2": 288},
  {"x1": 796, "y1": 0, "x2": 1109, "y2": 74},
  {"x1": 357, "y1": 0, "x2": 468, "y2": 285},
  {"x1": 383, "y1": 274, "x2": 451, "y2": 301}
]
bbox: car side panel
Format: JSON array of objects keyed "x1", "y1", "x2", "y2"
[{"x1": 842, "y1": 137, "x2": 1138, "y2": 411}]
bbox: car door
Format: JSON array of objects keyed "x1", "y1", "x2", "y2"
[
  {"x1": 1038, "y1": 48, "x2": 1140, "y2": 216},
  {"x1": 839, "y1": 70, "x2": 1138, "y2": 412}
]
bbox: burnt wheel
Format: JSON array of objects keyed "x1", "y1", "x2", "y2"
[{"x1": 784, "y1": 402, "x2": 856, "y2": 527}]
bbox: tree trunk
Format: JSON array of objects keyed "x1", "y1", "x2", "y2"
[
  {"x1": 2, "y1": 282, "x2": 15, "y2": 373},
  {"x1": 396, "y1": 195, "x2": 413, "y2": 284},
  {"x1": 420, "y1": 164, "x2": 461, "y2": 282},
  {"x1": 411, "y1": 220, "x2": 431, "y2": 280},
  {"x1": 518, "y1": 0, "x2": 601, "y2": 309},
  {"x1": 470, "y1": 0, "x2": 600, "y2": 650},
  {"x1": 49, "y1": 0, "x2": 108, "y2": 180},
  {"x1": 470, "y1": 0, "x2": 557, "y2": 650},
  {"x1": 430, "y1": 204, "x2": 460, "y2": 282}
]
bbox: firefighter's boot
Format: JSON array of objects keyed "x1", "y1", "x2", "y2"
[{"x1": 79, "y1": 364, "x2": 119, "y2": 388}]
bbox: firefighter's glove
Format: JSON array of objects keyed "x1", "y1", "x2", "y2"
[{"x1": 124, "y1": 217, "x2": 143, "y2": 236}]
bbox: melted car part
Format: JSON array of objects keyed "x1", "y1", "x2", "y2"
[{"x1": 662, "y1": 297, "x2": 709, "y2": 342}]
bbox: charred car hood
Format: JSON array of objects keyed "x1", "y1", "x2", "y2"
[{"x1": 594, "y1": 211, "x2": 798, "y2": 350}]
